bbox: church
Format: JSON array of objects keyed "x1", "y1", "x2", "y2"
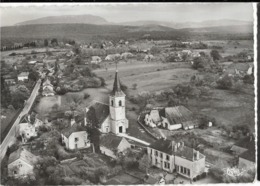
[{"x1": 84, "y1": 70, "x2": 129, "y2": 135}]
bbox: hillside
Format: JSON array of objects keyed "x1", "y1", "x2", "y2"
[
  {"x1": 1, "y1": 23, "x2": 253, "y2": 47},
  {"x1": 15, "y1": 14, "x2": 109, "y2": 26},
  {"x1": 184, "y1": 24, "x2": 253, "y2": 34},
  {"x1": 120, "y1": 19, "x2": 253, "y2": 29}
]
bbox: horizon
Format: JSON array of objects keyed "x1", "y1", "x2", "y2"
[{"x1": 0, "y1": 3, "x2": 254, "y2": 27}]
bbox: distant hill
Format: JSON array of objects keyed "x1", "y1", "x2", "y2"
[
  {"x1": 1, "y1": 23, "x2": 253, "y2": 47},
  {"x1": 121, "y1": 19, "x2": 253, "y2": 29},
  {"x1": 15, "y1": 14, "x2": 109, "y2": 26},
  {"x1": 183, "y1": 24, "x2": 253, "y2": 34}
]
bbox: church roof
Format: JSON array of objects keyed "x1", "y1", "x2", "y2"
[
  {"x1": 111, "y1": 71, "x2": 125, "y2": 97},
  {"x1": 100, "y1": 133, "x2": 125, "y2": 150}
]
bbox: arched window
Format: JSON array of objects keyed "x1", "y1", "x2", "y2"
[
  {"x1": 111, "y1": 100, "x2": 113, "y2": 106},
  {"x1": 119, "y1": 100, "x2": 122, "y2": 106}
]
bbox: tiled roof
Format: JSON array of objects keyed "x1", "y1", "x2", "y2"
[
  {"x1": 100, "y1": 133, "x2": 124, "y2": 150},
  {"x1": 175, "y1": 146, "x2": 202, "y2": 161},
  {"x1": 86, "y1": 101, "x2": 110, "y2": 128},
  {"x1": 233, "y1": 136, "x2": 255, "y2": 150},
  {"x1": 8, "y1": 148, "x2": 37, "y2": 166},
  {"x1": 149, "y1": 138, "x2": 203, "y2": 162},
  {"x1": 165, "y1": 106, "x2": 195, "y2": 125},
  {"x1": 149, "y1": 138, "x2": 176, "y2": 155},
  {"x1": 239, "y1": 149, "x2": 255, "y2": 162},
  {"x1": 61, "y1": 123, "x2": 85, "y2": 138}
]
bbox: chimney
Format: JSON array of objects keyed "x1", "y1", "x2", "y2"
[
  {"x1": 70, "y1": 118, "x2": 75, "y2": 126},
  {"x1": 174, "y1": 144, "x2": 178, "y2": 152},
  {"x1": 196, "y1": 151, "x2": 199, "y2": 160}
]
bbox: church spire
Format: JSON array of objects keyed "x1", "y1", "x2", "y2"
[{"x1": 111, "y1": 69, "x2": 125, "y2": 96}]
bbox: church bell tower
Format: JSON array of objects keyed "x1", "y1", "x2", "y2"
[{"x1": 109, "y1": 70, "x2": 129, "y2": 134}]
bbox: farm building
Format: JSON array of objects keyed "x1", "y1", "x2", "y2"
[
  {"x1": 100, "y1": 133, "x2": 131, "y2": 159},
  {"x1": 105, "y1": 54, "x2": 121, "y2": 61},
  {"x1": 18, "y1": 72, "x2": 29, "y2": 81},
  {"x1": 147, "y1": 138, "x2": 205, "y2": 180},
  {"x1": 144, "y1": 106, "x2": 198, "y2": 130},
  {"x1": 8, "y1": 148, "x2": 38, "y2": 178},
  {"x1": 61, "y1": 118, "x2": 91, "y2": 150}
]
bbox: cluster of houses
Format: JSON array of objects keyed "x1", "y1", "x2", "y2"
[{"x1": 6, "y1": 69, "x2": 255, "y2": 183}]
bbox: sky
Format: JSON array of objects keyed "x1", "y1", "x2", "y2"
[{"x1": 0, "y1": 3, "x2": 254, "y2": 27}]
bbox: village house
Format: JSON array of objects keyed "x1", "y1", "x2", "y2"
[
  {"x1": 61, "y1": 118, "x2": 90, "y2": 150},
  {"x1": 17, "y1": 114, "x2": 43, "y2": 143},
  {"x1": 100, "y1": 133, "x2": 131, "y2": 159},
  {"x1": 42, "y1": 78, "x2": 55, "y2": 96},
  {"x1": 8, "y1": 148, "x2": 38, "y2": 178},
  {"x1": 3, "y1": 74, "x2": 16, "y2": 85},
  {"x1": 18, "y1": 72, "x2": 29, "y2": 81},
  {"x1": 91, "y1": 56, "x2": 102, "y2": 64},
  {"x1": 84, "y1": 70, "x2": 129, "y2": 135},
  {"x1": 144, "y1": 106, "x2": 199, "y2": 131},
  {"x1": 147, "y1": 138, "x2": 206, "y2": 180}
]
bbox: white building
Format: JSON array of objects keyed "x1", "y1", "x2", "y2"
[
  {"x1": 8, "y1": 148, "x2": 38, "y2": 178},
  {"x1": 84, "y1": 70, "x2": 129, "y2": 135},
  {"x1": 61, "y1": 118, "x2": 91, "y2": 150},
  {"x1": 18, "y1": 72, "x2": 29, "y2": 81},
  {"x1": 91, "y1": 56, "x2": 102, "y2": 64},
  {"x1": 17, "y1": 115, "x2": 43, "y2": 143},
  {"x1": 144, "y1": 106, "x2": 198, "y2": 131},
  {"x1": 100, "y1": 133, "x2": 131, "y2": 159},
  {"x1": 147, "y1": 138, "x2": 205, "y2": 180}
]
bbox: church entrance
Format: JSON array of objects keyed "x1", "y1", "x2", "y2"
[{"x1": 119, "y1": 126, "x2": 123, "y2": 133}]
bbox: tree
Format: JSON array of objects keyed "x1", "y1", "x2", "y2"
[
  {"x1": 11, "y1": 85, "x2": 30, "y2": 109},
  {"x1": 150, "y1": 46, "x2": 161, "y2": 55},
  {"x1": 28, "y1": 70, "x2": 39, "y2": 82},
  {"x1": 1, "y1": 76, "x2": 12, "y2": 108},
  {"x1": 192, "y1": 57, "x2": 208, "y2": 69},
  {"x1": 210, "y1": 50, "x2": 222, "y2": 61},
  {"x1": 44, "y1": 39, "x2": 48, "y2": 47},
  {"x1": 132, "y1": 83, "x2": 138, "y2": 90},
  {"x1": 216, "y1": 75, "x2": 233, "y2": 90},
  {"x1": 51, "y1": 38, "x2": 58, "y2": 46}
]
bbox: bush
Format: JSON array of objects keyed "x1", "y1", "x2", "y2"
[
  {"x1": 243, "y1": 74, "x2": 254, "y2": 84},
  {"x1": 216, "y1": 75, "x2": 233, "y2": 89},
  {"x1": 83, "y1": 92, "x2": 90, "y2": 99}
]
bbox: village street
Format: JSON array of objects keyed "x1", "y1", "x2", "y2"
[{"x1": 0, "y1": 79, "x2": 42, "y2": 160}]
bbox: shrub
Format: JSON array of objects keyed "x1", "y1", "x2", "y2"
[
  {"x1": 216, "y1": 75, "x2": 233, "y2": 90},
  {"x1": 83, "y1": 92, "x2": 90, "y2": 99}
]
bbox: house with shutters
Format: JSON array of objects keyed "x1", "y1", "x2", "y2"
[
  {"x1": 84, "y1": 70, "x2": 129, "y2": 135},
  {"x1": 8, "y1": 148, "x2": 38, "y2": 178},
  {"x1": 61, "y1": 118, "x2": 91, "y2": 150},
  {"x1": 147, "y1": 138, "x2": 205, "y2": 180}
]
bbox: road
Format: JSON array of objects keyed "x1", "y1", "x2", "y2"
[{"x1": 0, "y1": 79, "x2": 42, "y2": 160}]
